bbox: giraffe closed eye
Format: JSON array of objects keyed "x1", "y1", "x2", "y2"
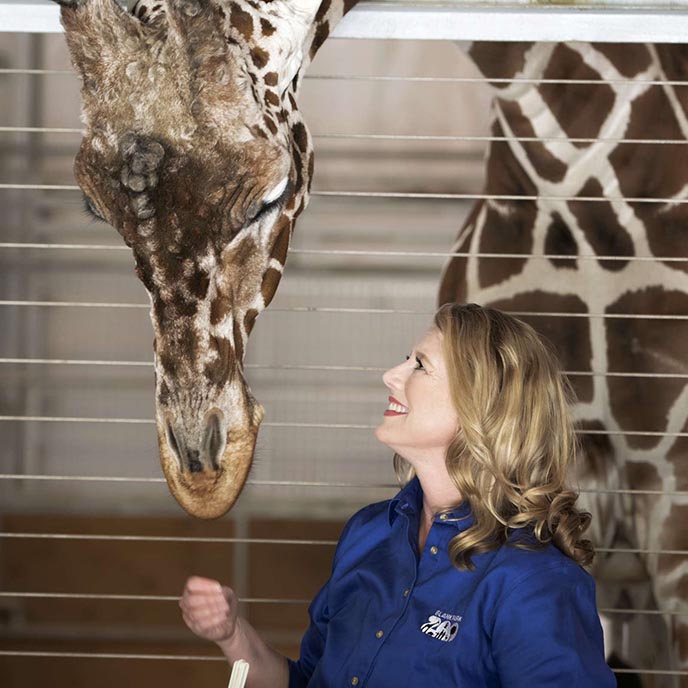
[
  {"x1": 247, "y1": 177, "x2": 292, "y2": 225},
  {"x1": 82, "y1": 194, "x2": 106, "y2": 223}
]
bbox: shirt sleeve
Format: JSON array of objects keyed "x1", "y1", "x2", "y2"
[
  {"x1": 287, "y1": 580, "x2": 330, "y2": 688},
  {"x1": 491, "y1": 564, "x2": 616, "y2": 688}
]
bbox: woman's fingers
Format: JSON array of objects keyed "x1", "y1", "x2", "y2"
[
  {"x1": 179, "y1": 576, "x2": 236, "y2": 642},
  {"x1": 185, "y1": 575, "x2": 223, "y2": 593}
]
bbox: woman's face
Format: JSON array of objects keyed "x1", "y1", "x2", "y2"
[{"x1": 375, "y1": 328, "x2": 458, "y2": 461}]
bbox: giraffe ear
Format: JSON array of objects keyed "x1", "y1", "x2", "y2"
[{"x1": 55, "y1": 0, "x2": 147, "y2": 85}]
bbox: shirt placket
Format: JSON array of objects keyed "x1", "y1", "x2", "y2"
[{"x1": 348, "y1": 509, "x2": 445, "y2": 687}]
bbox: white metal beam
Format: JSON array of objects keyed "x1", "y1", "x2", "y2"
[{"x1": 1, "y1": 0, "x2": 688, "y2": 43}]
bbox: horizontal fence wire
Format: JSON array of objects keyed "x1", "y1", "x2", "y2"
[
  {"x1": 5, "y1": 125, "x2": 688, "y2": 147},
  {"x1": 0, "y1": 474, "x2": 686, "y2": 497},
  {"x1": 5, "y1": 185, "x2": 688, "y2": 206},
  {"x1": 5, "y1": 69, "x2": 688, "y2": 87},
  {"x1": 0, "y1": 649, "x2": 679, "y2": 674},
  {"x1": 0, "y1": 532, "x2": 684, "y2": 556},
  {"x1": 0, "y1": 650, "x2": 683, "y2": 674},
  {"x1": 0, "y1": 592, "x2": 684, "y2": 617},
  {"x1": 0, "y1": 416, "x2": 685, "y2": 437},
  {"x1": 0, "y1": 303, "x2": 685, "y2": 320},
  {"x1": 0, "y1": 592, "x2": 310, "y2": 604},
  {"x1": 1, "y1": 358, "x2": 686, "y2": 380},
  {"x1": 1, "y1": 243, "x2": 687, "y2": 264}
]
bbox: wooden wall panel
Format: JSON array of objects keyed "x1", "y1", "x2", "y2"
[{"x1": 0, "y1": 513, "x2": 344, "y2": 687}]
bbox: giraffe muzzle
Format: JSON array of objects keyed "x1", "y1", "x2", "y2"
[{"x1": 157, "y1": 402, "x2": 262, "y2": 519}]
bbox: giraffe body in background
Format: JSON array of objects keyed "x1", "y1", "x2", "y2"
[{"x1": 439, "y1": 41, "x2": 688, "y2": 685}]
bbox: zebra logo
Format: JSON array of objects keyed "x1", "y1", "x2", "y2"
[{"x1": 420, "y1": 610, "x2": 461, "y2": 642}]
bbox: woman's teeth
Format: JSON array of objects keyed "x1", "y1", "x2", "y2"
[{"x1": 387, "y1": 402, "x2": 408, "y2": 413}]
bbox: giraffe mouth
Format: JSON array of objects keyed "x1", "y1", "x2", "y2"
[{"x1": 157, "y1": 405, "x2": 265, "y2": 519}]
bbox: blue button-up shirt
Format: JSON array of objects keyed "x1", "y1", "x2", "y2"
[{"x1": 288, "y1": 477, "x2": 615, "y2": 687}]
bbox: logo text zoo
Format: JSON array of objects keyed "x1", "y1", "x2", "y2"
[{"x1": 420, "y1": 610, "x2": 462, "y2": 642}]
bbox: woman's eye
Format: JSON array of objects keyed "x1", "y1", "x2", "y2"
[{"x1": 406, "y1": 354, "x2": 424, "y2": 371}]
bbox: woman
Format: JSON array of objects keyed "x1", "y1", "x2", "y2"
[{"x1": 180, "y1": 303, "x2": 615, "y2": 687}]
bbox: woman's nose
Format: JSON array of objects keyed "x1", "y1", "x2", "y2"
[{"x1": 382, "y1": 361, "x2": 407, "y2": 390}]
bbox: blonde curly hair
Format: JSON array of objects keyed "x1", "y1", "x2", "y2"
[{"x1": 394, "y1": 303, "x2": 593, "y2": 570}]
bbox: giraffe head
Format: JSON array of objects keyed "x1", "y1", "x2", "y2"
[{"x1": 55, "y1": 0, "x2": 321, "y2": 517}]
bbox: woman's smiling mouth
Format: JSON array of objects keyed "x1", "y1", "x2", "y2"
[{"x1": 385, "y1": 396, "x2": 409, "y2": 416}]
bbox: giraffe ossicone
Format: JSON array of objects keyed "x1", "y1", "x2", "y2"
[{"x1": 53, "y1": 0, "x2": 332, "y2": 518}]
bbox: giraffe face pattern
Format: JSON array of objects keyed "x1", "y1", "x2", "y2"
[{"x1": 57, "y1": 0, "x2": 322, "y2": 517}]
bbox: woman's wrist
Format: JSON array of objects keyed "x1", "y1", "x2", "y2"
[{"x1": 215, "y1": 617, "x2": 244, "y2": 659}]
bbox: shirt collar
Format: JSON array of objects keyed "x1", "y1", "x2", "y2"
[{"x1": 387, "y1": 476, "x2": 473, "y2": 530}]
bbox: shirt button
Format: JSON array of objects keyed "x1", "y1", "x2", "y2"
[
  {"x1": 430, "y1": 546, "x2": 439, "y2": 555},
  {"x1": 403, "y1": 588, "x2": 410, "y2": 597},
  {"x1": 351, "y1": 678, "x2": 359, "y2": 686},
  {"x1": 375, "y1": 629, "x2": 384, "y2": 638}
]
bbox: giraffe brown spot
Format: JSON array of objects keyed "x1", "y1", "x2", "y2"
[
  {"x1": 187, "y1": 270, "x2": 210, "y2": 299},
  {"x1": 657, "y1": 504, "x2": 688, "y2": 575},
  {"x1": 625, "y1": 460, "x2": 661, "y2": 492},
  {"x1": 489, "y1": 291, "x2": 593, "y2": 402},
  {"x1": 667, "y1": 418, "x2": 688, "y2": 491},
  {"x1": 292, "y1": 145, "x2": 303, "y2": 197},
  {"x1": 437, "y1": 202, "x2": 482, "y2": 307},
  {"x1": 175, "y1": 293, "x2": 199, "y2": 318},
  {"x1": 244, "y1": 308, "x2": 259, "y2": 337},
  {"x1": 310, "y1": 21, "x2": 330, "y2": 60},
  {"x1": 261, "y1": 267, "x2": 282, "y2": 308},
  {"x1": 544, "y1": 211, "x2": 578, "y2": 269},
  {"x1": 595, "y1": 44, "x2": 652, "y2": 78},
  {"x1": 250, "y1": 46, "x2": 269, "y2": 70},
  {"x1": 292, "y1": 121, "x2": 308, "y2": 153},
  {"x1": 158, "y1": 349, "x2": 178, "y2": 377},
  {"x1": 499, "y1": 99, "x2": 567, "y2": 183},
  {"x1": 263, "y1": 115, "x2": 277, "y2": 135},
  {"x1": 343, "y1": 0, "x2": 357, "y2": 13},
  {"x1": 205, "y1": 336, "x2": 236, "y2": 387},
  {"x1": 229, "y1": 3, "x2": 253, "y2": 41},
  {"x1": 259, "y1": 17, "x2": 275, "y2": 36},
  {"x1": 158, "y1": 379, "x2": 171, "y2": 406},
  {"x1": 264, "y1": 90, "x2": 279, "y2": 107},
  {"x1": 567, "y1": 177, "x2": 634, "y2": 271},
  {"x1": 270, "y1": 215, "x2": 292, "y2": 265},
  {"x1": 654, "y1": 45, "x2": 688, "y2": 118},
  {"x1": 539, "y1": 44, "x2": 615, "y2": 147},
  {"x1": 315, "y1": 0, "x2": 331, "y2": 22},
  {"x1": 477, "y1": 121, "x2": 537, "y2": 289},
  {"x1": 232, "y1": 318, "x2": 244, "y2": 363},
  {"x1": 251, "y1": 124, "x2": 268, "y2": 140},
  {"x1": 575, "y1": 420, "x2": 615, "y2": 484},
  {"x1": 295, "y1": 197, "x2": 305, "y2": 217},
  {"x1": 263, "y1": 71, "x2": 278, "y2": 87},
  {"x1": 210, "y1": 296, "x2": 231, "y2": 327},
  {"x1": 307, "y1": 151, "x2": 314, "y2": 191},
  {"x1": 288, "y1": 94, "x2": 297, "y2": 110},
  {"x1": 276, "y1": 109, "x2": 288, "y2": 124},
  {"x1": 469, "y1": 42, "x2": 534, "y2": 85},
  {"x1": 605, "y1": 288, "x2": 688, "y2": 449},
  {"x1": 608, "y1": 86, "x2": 688, "y2": 275}
]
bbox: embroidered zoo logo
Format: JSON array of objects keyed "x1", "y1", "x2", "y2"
[{"x1": 420, "y1": 609, "x2": 462, "y2": 642}]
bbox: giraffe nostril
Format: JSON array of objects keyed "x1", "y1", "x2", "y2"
[
  {"x1": 188, "y1": 458, "x2": 203, "y2": 473},
  {"x1": 166, "y1": 422, "x2": 182, "y2": 466},
  {"x1": 203, "y1": 410, "x2": 225, "y2": 471}
]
